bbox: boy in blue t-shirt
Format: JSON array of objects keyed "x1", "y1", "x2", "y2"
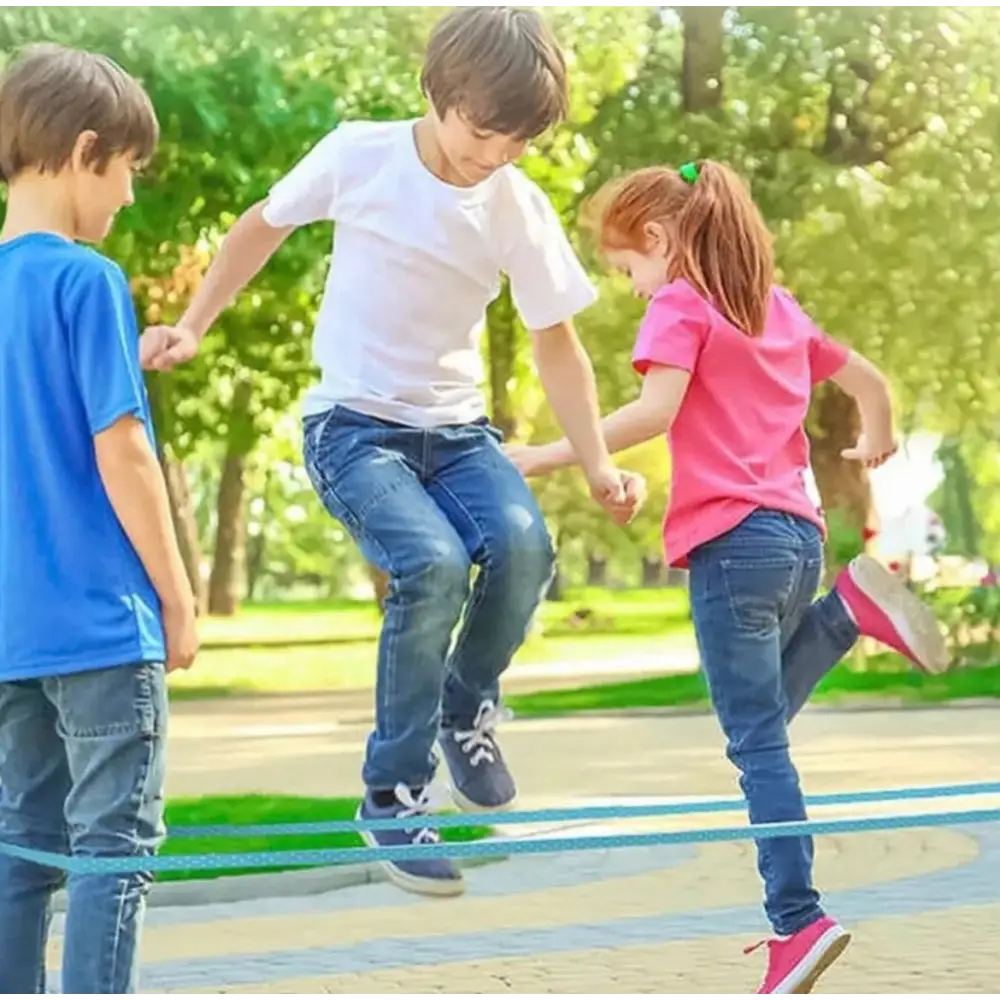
[{"x1": 0, "y1": 44, "x2": 197, "y2": 993}]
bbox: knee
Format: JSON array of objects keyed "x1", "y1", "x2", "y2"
[
  {"x1": 393, "y1": 538, "x2": 471, "y2": 612},
  {"x1": 486, "y1": 503, "x2": 555, "y2": 590}
]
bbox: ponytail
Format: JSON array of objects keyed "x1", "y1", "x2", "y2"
[{"x1": 592, "y1": 160, "x2": 774, "y2": 336}]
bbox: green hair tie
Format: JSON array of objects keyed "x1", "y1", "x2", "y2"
[{"x1": 678, "y1": 161, "x2": 700, "y2": 185}]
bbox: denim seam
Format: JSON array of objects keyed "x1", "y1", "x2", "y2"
[
  {"x1": 303, "y1": 424, "x2": 403, "y2": 760},
  {"x1": 105, "y1": 664, "x2": 156, "y2": 991}
]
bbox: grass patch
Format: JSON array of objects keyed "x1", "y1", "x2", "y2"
[
  {"x1": 198, "y1": 587, "x2": 692, "y2": 650},
  {"x1": 159, "y1": 794, "x2": 492, "y2": 882},
  {"x1": 506, "y1": 654, "x2": 1000, "y2": 718},
  {"x1": 170, "y1": 592, "x2": 698, "y2": 701}
]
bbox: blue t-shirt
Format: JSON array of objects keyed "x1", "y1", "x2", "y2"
[{"x1": 0, "y1": 233, "x2": 166, "y2": 680}]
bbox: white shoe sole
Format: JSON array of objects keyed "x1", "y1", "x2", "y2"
[
  {"x1": 451, "y1": 785, "x2": 517, "y2": 815},
  {"x1": 359, "y1": 827, "x2": 465, "y2": 898},
  {"x1": 773, "y1": 925, "x2": 851, "y2": 994},
  {"x1": 850, "y1": 555, "x2": 949, "y2": 674}
]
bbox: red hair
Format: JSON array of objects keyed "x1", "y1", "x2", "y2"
[{"x1": 589, "y1": 161, "x2": 774, "y2": 336}]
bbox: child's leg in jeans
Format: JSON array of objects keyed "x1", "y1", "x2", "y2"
[
  {"x1": 429, "y1": 422, "x2": 554, "y2": 811},
  {"x1": 0, "y1": 680, "x2": 71, "y2": 993},
  {"x1": 52, "y1": 663, "x2": 167, "y2": 994},
  {"x1": 431, "y1": 424, "x2": 555, "y2": 729},
  {"x1": 304, "y1": 409, "x2": 473, "y2": 795},
  {"x1": 689, "y1": 513, "x2": 822, "y2": 936},
  {"x1": 781, "y1": 547, "x2": 948, "y2": 721},
  {"x1": 780, "y1": 575, "x2": 859, "y2": 722}
]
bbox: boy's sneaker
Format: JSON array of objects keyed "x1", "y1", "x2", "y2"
[
  {"x1": 357, "y1": 785, "x2": 464, "y2": 898},
  {"x1": 836, "y1": 554, "x2": 949, "y2": 674},
  {"x1": 747, "y1": 916, "x2": 851, "y2": 994},
  {"x1": 440, "y1": 700, "x2": 517, "y2": 812}
]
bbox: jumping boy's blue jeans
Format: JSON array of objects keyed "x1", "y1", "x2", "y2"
[
  {"x1": 688, "y1": 510, "x2": 858, "y2": 936},
  {"x1": 303, "y1": 406, "x2": 555, "y2": 791},
  {"x1": 0, "y1": 662, "x2": 167, "y2": 993}
]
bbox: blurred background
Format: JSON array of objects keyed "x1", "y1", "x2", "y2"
[{"x1": 4, "y1": 6, "x2": 998, "y2": 707}]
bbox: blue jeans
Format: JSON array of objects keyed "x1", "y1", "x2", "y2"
[
  {"x1": 0, "y1": 662, "x2": 167, "y2": 993},
  {"x1": 688, "y1": 510, "x2": 858, "y2": 936},
  {"x1": 303, "y1": 406, "x2": 555, "y2": 791}
]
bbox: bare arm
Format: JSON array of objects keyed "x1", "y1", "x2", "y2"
[
  {"x1": 182, "y1": 202, "x2": 293, "y2": 340},
  {"x1": 830, "y1": 350, "x2": 897, "y2": 463},
  {"x1": 521, "y1": 365, "x2": 690, "y2": 474},
  {"x1": 531, "y1": 321, "x2": 617, "y2": 483},
  {"x1": 94, "y1": 417, "x2": 194, "y2": 616}
]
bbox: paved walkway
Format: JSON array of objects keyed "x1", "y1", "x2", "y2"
[{"x1": 49, "y1": 702, "x2": 1000, "y2": 992}]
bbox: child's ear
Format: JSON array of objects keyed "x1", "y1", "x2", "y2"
[
  {"x1": 643, "y1": 221, "x2": 669, "y2": 257},
  {"x1": 70, "y1": 130, "x2": 100, "y2": 173}
]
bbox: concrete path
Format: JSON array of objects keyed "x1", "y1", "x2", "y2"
[{"x1": 44, "y1": 700, "x2": 1000, "y2": 992}]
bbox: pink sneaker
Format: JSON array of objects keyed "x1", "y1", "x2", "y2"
[
  {"x1": 835, "y1": 554, "x2": 949, "y2": 674},
  {"x1": 747, "y1": 916, "x2": 851, "y2": 994}
]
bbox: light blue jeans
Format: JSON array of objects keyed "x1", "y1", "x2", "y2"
[
  {"x1": 688, "y1": 510, "x2": 858, "y2": 936},
  {"x1": 0, "y1": 662, "x2": 167, "y2": 993},
  {"x1": 304, "y1": 406, "x2": 555, "y2": 791}
]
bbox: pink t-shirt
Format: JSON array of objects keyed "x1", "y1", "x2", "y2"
[{"x1": 632, "y1": 280, "x2": 850, "y2": 568}]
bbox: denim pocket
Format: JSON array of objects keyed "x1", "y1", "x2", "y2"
[
  {"x1": 54, "y1": 663, "x2": 167, "y2": 740},
  {"x1": 720, "y1": 555, "x2": 799, "y2": 639}
]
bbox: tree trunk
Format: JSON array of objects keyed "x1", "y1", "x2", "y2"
[
  {"x1": 486, "y1": 278, "x2": 518, "y2": 438},
  {"x1": 207, "y1": 450, "x2": 247, "y2": 616},
  {"x1": 681, "y1": 7, "x2": 725, "y2": 114},
  {"x1": 587, "y1": 554, "x2": 608, "y2": 587},
  {"x1": 244, "y1": 469, "x2": 272, "y2": 602},
  {"x1": 808, "y1": 384, "x2": 875, "y2": 535},
  {"x1": 145, "y1": 374, "x2": 206, "y2": 614},
  {"x1": 158, "y1": 450, "x2": 206, "y2": 614},
  {"x1": 641, "y1": 555, "x2": 664, "y2": 587},
  {"x1": 936, "y1": 437, "x2": 980, "y2": 556}
]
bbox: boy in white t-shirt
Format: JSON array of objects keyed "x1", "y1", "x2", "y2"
[{"x1": 141, "y1": 6, "x2": 643, "y2": 897}]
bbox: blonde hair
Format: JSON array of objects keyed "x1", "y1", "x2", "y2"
[{"x1": 590, "y1": 161, "x2": 774, "y2": 336}]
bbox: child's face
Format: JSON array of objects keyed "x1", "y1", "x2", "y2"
[
  {"x1": 70, "y1": 134, "x2": 139, "y2": 243},
  {"x1": 606, "y1": 246, "x2": 670, "y2": 301},
  {"x1": 434, "y1": 107, "x2": 527, "y2": 185}
]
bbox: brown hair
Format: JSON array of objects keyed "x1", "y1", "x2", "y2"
[
  {"x1": 591, "y1": 161, "x2": 775, "y2": 336},
  {"x1": 0, "y1": 43, "x2": 158, "y2": 183},
  {"x1": 421, "y1": 6, "x2": 569, "y2": 140}
]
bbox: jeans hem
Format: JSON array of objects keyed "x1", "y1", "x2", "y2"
[{"x1": 773, "y1": 905, "x2": 826, "y2": 938}]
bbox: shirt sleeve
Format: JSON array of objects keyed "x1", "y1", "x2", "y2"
[
  {"x1": 775, "y1": 288, "x2": 849, "y2": 383},
  {"x1": 503, "y1": 175, "x2": 597, "y2": 331},
  {"x1": 632, "y1": 283, "x2": 709, "y2": 375},
  {"x1": 65, "y1": 263, "x2": 147, "y2": 436},
  {"x1": 262, "y1": 126, "x2": 344, "y2": 228},
  {"x1": 808, "y1": 325, "x2": 850, "y2": 384}
]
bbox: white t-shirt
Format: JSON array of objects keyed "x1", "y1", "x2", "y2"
[{"x1": 262, "y1": 119, "x2": 597, "y2": 426}]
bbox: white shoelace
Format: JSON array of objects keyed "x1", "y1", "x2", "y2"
[
  {"x1": 452, "y1": 700, "x2": 513, "y2": 767},
  {"x1": 393, "y1": 783, "x2": 449, "y2": 845}
]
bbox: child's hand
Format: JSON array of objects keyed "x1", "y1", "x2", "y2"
[
  {"x1": 597, "y1": 469, "x2": 646, "y2": 527},
  {"x1": 140, "y1": 324, "x2": 200, "y2": 372},
  {"x1": 162, "y1": 596, "x2": 199, "y2": 672},
  {"x1": 841, "y1": 434, "x2": 898, "y2": 469}
]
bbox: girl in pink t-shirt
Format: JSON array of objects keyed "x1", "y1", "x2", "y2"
[{"x1": 509, "y1": 160, "x2": 948, "y2": 993}]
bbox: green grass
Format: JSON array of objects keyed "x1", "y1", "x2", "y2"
[
  {"x1": 169, "y1": 588, "x2": 696, "y2": 700},
  {"x1": 159, "y1": 794, "x2": 492, "y2": 882},
  {"x1": 506, "y1": 654, "x2": 1000, "y2": 718},
  {"x1": 199, "y1": 587, "x2": 692, "y2": 649}
]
